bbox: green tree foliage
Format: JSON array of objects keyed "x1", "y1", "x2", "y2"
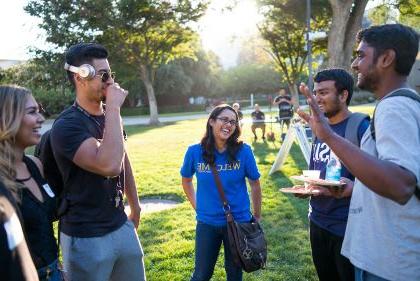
[
  {"x1": 220, "y1": 64, "x2": 281, "y2": 97},
  {"x1": 258, "y1": 0, "x2": 329, "y2": 105},
  {"x1": 0, "y1": 56, "x2": 74, "y2": 115},
  {"x1": 236, "y1": 34, "x2": 272, "y2": 66},
  {"x1": 155, "y1": 64, "x2": 193, "y2": 98},
  {"x1": 397, "y1": 0, "x2": 420, "y2": 29},
  {"x1": 368, "y1": 4, "x2": 395, "y2": 25},
  {"x1": 177, "y1": 49, "x2": 223, "y2": 97},
  {"x1": 25, "y1": 0, "x2": 208, "y2": 124},
  {"x1": 368, "y1": 1, "x2": 420, "y2": 29}
]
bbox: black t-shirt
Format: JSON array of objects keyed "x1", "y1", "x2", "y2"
[
  {"x1": 0, "y1": 182, "x2": 29, "y2": 281},
  {"x1": 50, "y1": 106, "x2": 126, "y2": 237},
  {"x1": 18, "y1": 156, "x2": 58, "y2": 268},
  {"x1": 251, "y1": 111, "x2": 265, "y2": 124},
  {"x1": 276, "y1": 95, "x2": 293, "y2": 118},
  {"x1": 237, "y1": 110, "x2": 243, "y2": 120}
]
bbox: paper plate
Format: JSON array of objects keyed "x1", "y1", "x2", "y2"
[
  {"x1": 290, "y1": 175, "x2": 346, "y2": 187},
  {"x1": 280, "y1": 186, "x2": 321, "y2": 195}
]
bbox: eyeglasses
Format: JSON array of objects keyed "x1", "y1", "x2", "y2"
[
  {"x1": 96, "y1": 71, "x2": 116, "y2": 82},
  {"x1": 216, "y1": 117, "x2": 237, "y2": 126}
]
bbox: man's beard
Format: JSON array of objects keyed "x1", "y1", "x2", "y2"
[
  {"x1": 324, "y1": 108, "x2": 340, "y2": 118},
  {"x1": 358, "y1": 64, "x2": 380, "y2": 92},
  {"x1": 322, "y1": 96, "x2": 341, "y2": 119}
]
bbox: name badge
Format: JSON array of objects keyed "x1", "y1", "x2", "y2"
[
  {"x1": 43, "y1": 184, "x2": 55, "y2": 198},
  {"x1": 4, "y1": 213, "x2": 24, "y2": 250}
]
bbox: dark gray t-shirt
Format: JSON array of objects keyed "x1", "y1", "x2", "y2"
[{"x1": 50, "y1": 106, "x2": 126, "y2": 238}]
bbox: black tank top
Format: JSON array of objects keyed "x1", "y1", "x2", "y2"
[{"x1": 18, "y1": 156, "x2": 58, "y2": 268}]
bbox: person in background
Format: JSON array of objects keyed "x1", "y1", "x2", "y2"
[
  {"x1": 181, "y1": 104, "x2": 262, "y2": 281},
  {"x1": 232, "y1": 103, "x2": 243, "y2": 127},
  {"x1": 273, "y1": 88, "x2": 293, "y2": 137},
  {"x1": 251, "y1": 104, "x2": 266, "y2": 141},
  {"x1": 0, "y1": 84, "x2": 60, "y2": 281}
]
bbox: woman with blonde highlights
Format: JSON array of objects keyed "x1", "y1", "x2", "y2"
[{"x1": 0, "y1": 85, "x2": 62, "y2": 281}]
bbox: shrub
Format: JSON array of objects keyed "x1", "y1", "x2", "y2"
[{"x1": 32, "y1": 88, "x2": 74, "y2": 116}]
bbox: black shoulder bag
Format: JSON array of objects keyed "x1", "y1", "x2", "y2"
[{"x1": 211, "y1": 166, "x2": 267, "y2": 273}]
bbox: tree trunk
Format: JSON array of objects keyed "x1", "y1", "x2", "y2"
[
  {"x1": 327, "y1": 0, "x2": 369, "y2": 70},
  {"x1": 140, "y1": 65, "x2": 160, "y2": 125},
  {"x1": 288, "y1": 83, "x2": 300, "y2": 110}
]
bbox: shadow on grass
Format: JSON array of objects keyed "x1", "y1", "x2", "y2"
[
  {"x1": 245, "y1": 138, "x2": 316, "y2": 280},
  {"x1": 124, "y1": 123, "x2": 173, "y2": 136}
]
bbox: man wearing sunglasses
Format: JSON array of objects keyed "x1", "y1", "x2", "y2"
[{"x1": 49, "y1": 43, "x2": 146, "y2": 281}]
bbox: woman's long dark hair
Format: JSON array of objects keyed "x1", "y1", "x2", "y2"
[{"x1": 200, "y1": 104, "x2": 243, "y2": 166}]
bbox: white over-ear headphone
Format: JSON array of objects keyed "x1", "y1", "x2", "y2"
[{"x1": 64, "y1": 63, "x2": 96, "y2": 80}]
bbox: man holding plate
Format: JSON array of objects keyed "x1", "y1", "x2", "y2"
[{"x1": 295, "y1": 68, "x2": 369, "y2": 281}]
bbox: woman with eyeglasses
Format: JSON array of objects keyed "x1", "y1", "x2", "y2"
[
  {"x1": 0, "y1": 85, "x2": 63, "y2": 281},
  {"x1": 181, "y1": 104, "x2": 262, "y2": 281}
]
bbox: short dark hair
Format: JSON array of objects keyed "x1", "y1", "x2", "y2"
[
  {"x1": 356, "y1": 24, "x2": 419, "y2": 76},
  {"x1": 65, "y1": 43, "x2": 108, "y2": 86},
  {"x1": 314, "y1": 68, "x2": 354, "y2": 105}
]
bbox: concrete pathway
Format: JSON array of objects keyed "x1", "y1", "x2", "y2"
[
  {"x1": 40, "y1": 113, "x2": 209, "y2": 134},
  {"x1": 125, "y1": 199, "x2": 180, "y2": 214},
  {"x1": 39, "y1": 107, "x2": 262, "y2": 134}
]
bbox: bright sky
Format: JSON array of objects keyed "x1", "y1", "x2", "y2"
[
  {"x1": 196, "y1": 0, "x2": 263, "y2": 68},
  {"x1": 0, "y1": 0, "x2": 45, "y2": 60},
  {"x1": 0, "y1": 0, "x2": 262, "y2": 68}
]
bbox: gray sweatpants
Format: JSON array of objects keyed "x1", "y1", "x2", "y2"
[{"x1": 60, "y1": 220, "x2": 146, "y2": 281}]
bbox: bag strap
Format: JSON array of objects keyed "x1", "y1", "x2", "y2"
[
  {"x1": 370, "y1": 89, "x2": 420, "y2": 200},
  {"x1": 210, "y1": 166, "x2": 234, "y2": 222},
  {"x1": 344, "y1": 112, "x2": 370, "y2": 147},
  {"x1": 370, "y1": 89, "x2": 420, "y2": 141}
]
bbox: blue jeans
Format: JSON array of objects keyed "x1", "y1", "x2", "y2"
[
  {"x1": 191, "y1": 221, "x2": 242, "y2": 281},
  {"x1": 355, "y1": 267, "x2": 389, "y2": 281},
  {"x1": 37, "y1": 259, "x2": 63, "y2": 281}
]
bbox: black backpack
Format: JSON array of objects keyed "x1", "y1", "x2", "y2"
[
  {"x1": 34, "y1": 106, "x2": 99, "y2": 216},
  {"x1": 370, "y1": 89, "x2": 420, "y2": 200}
]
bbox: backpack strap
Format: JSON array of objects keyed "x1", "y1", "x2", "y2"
[
  {"x1": 369, "y1": 89, "x2": 420, "y2": 200},
  {"x1": 344, "y1": 112, "x2": 370, "y2": 147},
  {"x1": 370, "y1": 89, "x2": 420, "y2": 141}
]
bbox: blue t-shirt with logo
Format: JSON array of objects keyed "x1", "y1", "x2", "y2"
[
  {"x1": 309, "y1": 116, "x2": 369, "y2": 237},
  {"x1": 180, "y1": 143, "x2": 260, "y2": 226}
]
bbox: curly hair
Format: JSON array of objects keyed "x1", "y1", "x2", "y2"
[
  {"x1": 200, "y1": 104, "x2": 243, "y2": 166},
  {"x1": 0, "y1": 85, "x2": 31, "y2": 200}
]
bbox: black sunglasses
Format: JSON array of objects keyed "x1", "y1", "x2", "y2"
[{"x1": 96, "y1": 71, "x2": 116, "y2": 82}]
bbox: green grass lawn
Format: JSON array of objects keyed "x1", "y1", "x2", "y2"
[
  {"x1": 126, "y1": 118, "x2": 316, "y2": 281},
  {"x1": 125, "y1": 104, "x2": 374, "y2": 280},
  {"x1": 39, "y1": 104, "x2": 373, "y2": 280}
]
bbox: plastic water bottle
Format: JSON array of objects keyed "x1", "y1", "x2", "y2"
[{"x1": 325, "y1": 151, "x2": 341, "y2": 181}]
